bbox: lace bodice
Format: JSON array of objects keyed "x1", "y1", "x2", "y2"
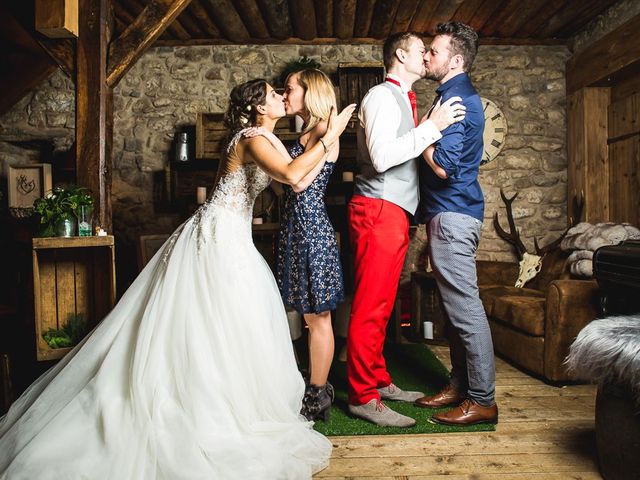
[
  {"x1": 163, "y1": 131, "x2": 271, "y2": 259},
  {"x1": 209, "y1": 163, "x2": 271, "y2": 217}
]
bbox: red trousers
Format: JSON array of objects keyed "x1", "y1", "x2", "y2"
[{"x1": 347, "y1": 195, "x2": 409, "y2": 405}]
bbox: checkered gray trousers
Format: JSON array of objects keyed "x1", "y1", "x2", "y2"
[{"x1": 427, "y1": 212, "x2": 496, "y2": 405}]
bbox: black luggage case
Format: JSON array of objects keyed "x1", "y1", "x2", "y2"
[{"x1": 593, "y1": 240, "x2": 640, "y2": 314}]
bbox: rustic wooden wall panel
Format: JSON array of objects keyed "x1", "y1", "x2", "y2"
[
  {"x1": 608, "y1": 92, "x2": 640, "y2": 226},
  {"x1": 567, "y1": 88, "x2": 610, "y2": 223},
  {"x1": 611, "y1": 75, "x2": 640, "y2": 104},
  {"x1": 608, "y1": 139, "x2": 639, "y2": 226}
]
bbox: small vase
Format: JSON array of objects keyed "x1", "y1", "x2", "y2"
[
  {"x1": 55, "y1": 215, "x2": 76, "y2": 238},
  {"x1": 76, "y1": 205, "x2": 93, "y2": 236}
]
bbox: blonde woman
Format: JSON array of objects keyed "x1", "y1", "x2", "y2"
[{"x1": 279, "y1": 69, "x2": 343, "y2": 421}]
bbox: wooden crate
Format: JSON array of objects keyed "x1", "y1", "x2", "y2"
[
  {"x1": 337, "y1": 62, "x2": 385, "y2": 107},
  {"x1": 196, "y1": 113, "x2": 296, "y2": 159},
  {"x1": 32, "y1": 236, "x2": 116, "y2": 361}
]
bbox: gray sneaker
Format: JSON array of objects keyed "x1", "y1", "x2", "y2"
[
  {"x1": 348, "y1": 399, "x2": 416, "y2": 427},
  {"x1": 378, "y1": 383, "x2": 424, "y2": 402}
]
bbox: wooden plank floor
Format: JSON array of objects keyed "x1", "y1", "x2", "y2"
[{"x1": 317, "y1": 345, "x2": 601, "y2": 479}]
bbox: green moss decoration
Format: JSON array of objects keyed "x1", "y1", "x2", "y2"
[{"x1": 43, "y1": 314, "x2": 89, "y2": 349}]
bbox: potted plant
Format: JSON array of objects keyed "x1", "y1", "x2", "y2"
[
  {"x1": 278, "y1": 55, "x2": 321, "y2": 87},
  {"x1": 33, "y1": 184, "x2": 95, "y2": 237}
]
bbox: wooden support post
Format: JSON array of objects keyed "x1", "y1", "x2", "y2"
[{"x1": 76, "y1": 0, "x2": 113, "y2": 232}]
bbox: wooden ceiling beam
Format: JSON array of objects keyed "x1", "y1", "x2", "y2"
[
  {"x1": 202, "y1": 0, "x2": 249, "y2": 41},
  {"x1": 334, "y1": 0, "x2": 356, "y2": 39},
  {"x1": 353, "y1": 0, "x2": 375, "y2": 37},
  {"x1": 567, "y1": 13, "x2": 640, "y2": 94},
  {"x1": 480, "y1": 0, "x2": 521, "y2": 37},
  {"x1": 493, "y1": 0, "x2": 547, "y2": 38},
  {"x1": 174, "y1": 5, "x2": 207, "y2": 37},
  {"x1": 289, "y1": 0, "x2": 317, "y2": 40},
  {"x1": 152, "y1": 35, "x2": 566, "y2": 47},
  {"x1": 452, "y1": 0, "x2": 483, "y2": 26},
  {"x1": 126, "y1": 0, "x2": 191, "y2": 41},
  {"x1": 231, "y1": 0, "x2": 269, "y2": 38},
  {"x1": 553, "y1": 0, "x2": 620, "y2": 38},
  {"x1": 0, "y1": 61, "x2": 57, "y2": 116},
  {"x1": 107, "y1": 0, "x2": 194, "y2": 88},
  {"x1": 467, "y1": 0, "x2": 507, "y2": 34},
  {"x1": 513, "y1": 0, "x2": 565, "y2": 38},
  {"x1": 369, "y1": 0, "x2": 401, "y2": 39},
  {"x1": 423, "y1": 0, "x2": 465, "y2": 36},
  {"x1": 187, "y1": 1, "x2": 221, "y2": 38},
  {"x1": 390, "y1": 0, "x2": 421, "y2": 35},
  {"x1": 37, "y1": 38, "x2": 75, "y2": 79},
  {"x1": 409, "y1": 0, "x2": 439, "y2": 34},
  {"x1": 256, "y1": 0, "x2": 292, "y2": 39},
  {"x1": 536, "y1": 0, "x2": 606, "y2": 38},
  {"x1": 315, "y1": 0, "x2": 333, "y2": 37}
]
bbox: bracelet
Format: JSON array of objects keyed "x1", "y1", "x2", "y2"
[{"x1": 318, "y1": 138, "x2": 328, "y2": 154}]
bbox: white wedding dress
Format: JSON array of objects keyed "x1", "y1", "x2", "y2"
[{"x1": 0, "y1": 133, "x2": 332, "y2": 479}]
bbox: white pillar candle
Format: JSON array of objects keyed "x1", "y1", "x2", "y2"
[
  {"x1": 423, "y1": 321, "x2": 434, "y2": 340},
  {"x1": 196, "y1": 186, "x2": 207, "y2": 204}
]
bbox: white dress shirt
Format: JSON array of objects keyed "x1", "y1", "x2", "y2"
[{"x1": 358, "y1": 73, "x2": 442, "y2": 173}]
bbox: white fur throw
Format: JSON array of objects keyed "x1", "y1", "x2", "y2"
[
  {"x1": 561, "y1": 222, "x2": 640, "y2": 278},
  {"x1": 565, "y1": 315, "x2": 640, "y2": 402}
]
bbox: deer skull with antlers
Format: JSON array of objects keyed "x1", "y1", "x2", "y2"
[{"x1": 493, "y1": 189, "x2": 575, "y2": 288}]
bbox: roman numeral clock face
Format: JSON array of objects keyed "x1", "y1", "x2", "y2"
[{"x1": 481, "y1": 97, "x2": 507, "y2": 165}]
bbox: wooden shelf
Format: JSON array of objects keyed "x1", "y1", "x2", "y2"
[{"x1": 32, "y1": 235, "x2": 116, "y2": 361}]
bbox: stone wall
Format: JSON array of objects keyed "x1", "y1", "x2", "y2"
[{"x1": 1, "y1": 42, "x2": 571, "y2": 279}]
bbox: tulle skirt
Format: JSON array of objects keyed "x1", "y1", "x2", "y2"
[{"x1": 0, "y1": 206, "x2": 331, "y2": 479}]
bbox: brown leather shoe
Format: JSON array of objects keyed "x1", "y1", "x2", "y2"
[
  {"x1": 431, "y1": 398, "x2": 498, "y2": 425},
  {"x1": 414, "y1": 384, "x2": 465, "y2": 409}
]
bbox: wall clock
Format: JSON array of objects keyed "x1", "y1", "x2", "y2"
[{"x1": 480, "y1": 97, "x2": 507, "y2": 165}]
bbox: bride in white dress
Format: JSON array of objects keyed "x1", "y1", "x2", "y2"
[{"x1": 0, "y1": 79, "x2": 356, "y2": 480}]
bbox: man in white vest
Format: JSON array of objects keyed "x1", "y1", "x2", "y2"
[{"x1": 347, "y1": 31, "x2": 465, "y2": 427}]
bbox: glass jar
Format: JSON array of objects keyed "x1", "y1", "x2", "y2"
[{"x1": 77, "y1": 205, "x2": 93, "y2": 236}]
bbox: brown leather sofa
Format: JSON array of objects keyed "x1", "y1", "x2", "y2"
[{"x1": 477, "y1": 250, "x2": 600, "y2": 383}]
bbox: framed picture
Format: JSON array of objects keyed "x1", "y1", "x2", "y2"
[{"x1": 7, "y1": 163, "x2": 52, "y2": 209}]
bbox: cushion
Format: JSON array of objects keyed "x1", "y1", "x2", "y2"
[
  {"x1": 491, "y1": 295, "x2": 546, "y2": 336},
  {"x1": 479, "y1": 284, "x2": 543, "y2": 317}
]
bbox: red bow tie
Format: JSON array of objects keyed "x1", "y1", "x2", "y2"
[{"x1": 386, "y1": 78, "x2": 418, "y2": 126}]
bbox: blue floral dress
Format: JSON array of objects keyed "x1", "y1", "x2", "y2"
[{"x1": 277, "y1": 140, "x2": 344, "y2": 314}]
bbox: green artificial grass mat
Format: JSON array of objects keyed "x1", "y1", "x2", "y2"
[{"x1": 313, "y1": 342, "x2": 496, "y2": 436}]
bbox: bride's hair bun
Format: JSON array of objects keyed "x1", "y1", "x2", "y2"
[{"x1": 224, "y1": 79, "x2": 268, "y2": 132}]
